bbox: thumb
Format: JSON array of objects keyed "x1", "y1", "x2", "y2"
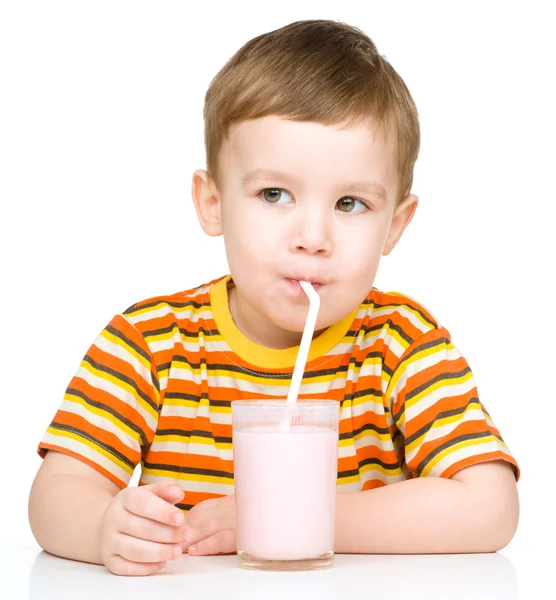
[{"x1": 148, "y1": 481, "x2": 185, "y2": 505}]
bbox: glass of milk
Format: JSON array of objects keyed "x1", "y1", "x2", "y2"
[{"x1": 232, "y1": 399, "x2": 340, "y2": 571}]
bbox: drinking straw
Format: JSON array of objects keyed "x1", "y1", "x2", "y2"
[{"x1": 286, "y1": 281, "x2": 321, "y2": 404}]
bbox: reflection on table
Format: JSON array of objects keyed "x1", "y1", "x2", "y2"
[{"x1": 27, "y1": 549, "x2": 518, "y2": 600}]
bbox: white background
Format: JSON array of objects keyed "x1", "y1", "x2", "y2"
[{"x1": 0, "y1": 0, "x2": 554, "y2": 573}]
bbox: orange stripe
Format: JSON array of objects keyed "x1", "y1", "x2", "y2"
[{"x1": 38, "y1": 444, "x2": 127, "y2": 488}]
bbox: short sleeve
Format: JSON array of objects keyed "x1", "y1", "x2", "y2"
[
  {"x1": 38, "y1": 314, "x2": 161, "y2": 488},
  {"x1": 386, "y1": 327, "x2": 520, "y2": 481}
]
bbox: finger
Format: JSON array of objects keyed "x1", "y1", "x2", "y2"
[
  {"x1": 150, "y1": 482, "x2": 185, "y2": 505},
  {"x1": 105, "y1": 555, "x2": 167, "y2": 577},
  {"x1": 117, "y1": 533, "x2": 183, "y2": 563},
  {"x1": 184, "y1": 512, "x2": 233, "y2": 547},
  {"x1": 123, "y1": 486, "x2": 185, "y2": 526},
  {"x1": 188, "y1": 494, "x2": 233, "y2": 515},
  {"x1": 188, "y1": 530, "x2": 236, "y2": 556},
  {"x1": 120, "y1": 513, "x2": 185, "y2": 544}
]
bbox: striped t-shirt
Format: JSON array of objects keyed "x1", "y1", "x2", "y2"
[{"x1": 38, "y1": 274, "x2": 519, "y2": 512}]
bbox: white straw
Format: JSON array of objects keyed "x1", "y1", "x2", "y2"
[{"x1": 286, "y1": 281, "x2": 321, "y2": 404}]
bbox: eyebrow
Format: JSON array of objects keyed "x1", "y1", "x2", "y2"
[{"x1": 242, "y1": 169, "x2": 387, "y2": 202}]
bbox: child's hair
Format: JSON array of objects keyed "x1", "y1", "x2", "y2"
[{"x1": 203, "y1": 19, "x2": 420, "y2": 203}]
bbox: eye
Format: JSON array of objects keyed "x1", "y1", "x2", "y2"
[
  {"x1": 260, "y1": 188, "x2": 293, "y2": 205},
  {"x1": 336, "y1": 196, "x2": 368, "y2": 214}
]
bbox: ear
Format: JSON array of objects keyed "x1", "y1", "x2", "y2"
[
  {"x1": 191, "y1": 169, "x2": 223, "y2": 237},
  {"x1": 383, "y1": 194, "x2": 419, "y2": 255}
]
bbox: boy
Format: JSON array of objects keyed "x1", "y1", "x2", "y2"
[{"x1": 29, "y1": 19, "x2": 519, "y2": 576}]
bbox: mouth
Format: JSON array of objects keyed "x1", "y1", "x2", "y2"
[{"x1": 285, "y1": 278, "x2": 324, "y2": 292}]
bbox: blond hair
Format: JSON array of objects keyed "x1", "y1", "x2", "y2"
[{"x1": 203, "y1": 19, "x2": 420, "y2": 202}]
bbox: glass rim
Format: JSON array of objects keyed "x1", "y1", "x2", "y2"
[{"x1": 232, "y1": 400, "x2": 340, "y2": 408}]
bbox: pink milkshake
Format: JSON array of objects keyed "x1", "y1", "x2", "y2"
[{"x1": 232, "y1": 400, "x2": 340, "y2": 571}]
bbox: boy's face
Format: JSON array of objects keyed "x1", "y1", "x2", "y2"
[{"x1": 193, "y1": 116, "x2": 417, "y2": 349}]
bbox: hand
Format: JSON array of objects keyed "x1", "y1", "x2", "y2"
[
  {"x1": 100, "y1": 481, "x2": 186, "y2": 576},
  {"x1": 183, "y1": 494, "x2": 237, "y2": 556}
]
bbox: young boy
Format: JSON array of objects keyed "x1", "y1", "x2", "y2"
[{"x1": 29, "y1": 19, "x2": 519, "y2": 576}]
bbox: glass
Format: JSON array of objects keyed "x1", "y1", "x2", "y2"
[{"x1": 232, "y1": 400, "x2": 340, "y2": 571}]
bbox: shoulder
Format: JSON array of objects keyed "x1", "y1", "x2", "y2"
[
  {"x1": 365, "y1": 288, "x2": 441, "y2": 338},
  {"x1": 119, "y1": 275, "x2": 224, "y2": 331},
  {"x1": 355, "y1": 288, "x2": 452, "y2": 370}
]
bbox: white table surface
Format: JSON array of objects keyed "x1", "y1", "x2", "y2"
[{"x1": 0, "y1": 543, "x2": 550, "y2": 599}]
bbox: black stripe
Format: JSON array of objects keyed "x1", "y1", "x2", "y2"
[
  {"x1": 144, "y1": 324, "x2": 217, "y2": 340},
  {"x1": 156, "y1": 428, "x2": 232, "y2": 444},
  {"x1": 104, "y1": 324, "x2": 161, "y2": 394},
  {"x1": 392, "y1": 400, "x2": 405, "y2": 424},
  {"x1": 337, "y1": 457, "x2": 401, "y2": 479},
  {"x1": 370, "y1": 300, "x2": 437, "y2": 329},
  {"x1": 358, "y1": 456, "x2": 401, "y2": 471},
  {"x1": 143, "y1": 461, "x2": 233, "y2": 480},
  {"x1": 176, "y1": 503, "x2": 194, "y2": 512},
  {"x1": 400, "y1": 336, "x2": 450, "y2": 366},
  {"x1": 405, "y1": 398, "x2": 482, "y2": 446},
  {"x1": 160, "y1": 360, "x2": 352, "y2": 380},
  {"x1": 124, "y1": 298, "x2": 210, "y2": 316},
  {"x1": 352, "y1": 421, "x2": 390, "y2": 438},
  {"x1": 66, "y1": 387, "x2": 149, "y2": 446},
  {"x1": 351, "y1": 387, "x2": 382, "y2": 401},
  {"x1": 151, "y1": 368, "x2": 161, "y2": 395},
  {"x1": 105, "y1": 324, "x2": 151, "y2": 363},
  {"x1": 163, "y1": 392, "x2": 231, "y2": 409},
  {"x1": 406, "y1": 366, "x2": 472, "y2": 402},
  {"x1": 416, "y1": 430, "x2": 492, "y2": 476},
  {"x1": 163, "y1": 391, "x2": 203, "y2": 402},
  {"x1": 82, "y1": 355, "x2": 158, "y2": 413},
  {"x1": 49, "y1": 422, "x2": 135, "y2": 469}
]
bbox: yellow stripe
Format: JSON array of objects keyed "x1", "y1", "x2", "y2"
[
  {"x1": 81, "y1": 360, "x2": 158, "y2": 421},
  {"x1": 379, "y1": 296, "x2": 434, "y2": 330},
  {"x1": 360, "y1": 462, "x2": 403, "y2": 477},
  {"x1": 46, "y1": 426, "x2": 134, "y2": 475},
  {"x1": 405, "y1": 402, "x2": 484, "y2": 454},
  {"x1": 387, "y1": 342, "x2": 446, "y2": 401},
  {"x1": 421, "y1": 436, "x2": 496, "y2": 477},
  {"x1": 352, "y1": 432, "x2": 392, "y2": 448},
  {"x1": 406, "y1": 369, "x2": 474, "y2": 410},
  {"x1": 142, "y1": 468, "x2": 232, "y2": 486},
  {"x1": 101, "y1": 329, "x2": 151, "y2": 371},
  {"x1": 337, "y1": 473, "x2": 361, "y2": 486},
  {"x1": 64, "y1": 391, "x2": 140, "y2": 441}
]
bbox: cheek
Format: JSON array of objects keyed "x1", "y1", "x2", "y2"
[
  {"x1": 223, "y1": 215, "x2": 272, "y2": 268},
  {"x1": 338, "y1": 228, "x2": 385, "y2": 275}
]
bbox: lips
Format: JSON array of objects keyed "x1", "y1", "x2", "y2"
[{"x1": 285, "y1": 278, "x2": 324, "y2": 291}]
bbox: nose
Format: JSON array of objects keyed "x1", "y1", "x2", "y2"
[{"x1": 289, "y1": 205, "x2": 332, "y2": 256}]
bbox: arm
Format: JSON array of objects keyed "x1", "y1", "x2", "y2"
[
  {"x1": 335, "y1": 460, "x2": 519, "y2": 554},
  {"x1": 29, "y1": 450, "x2": 120, "y2": 565},
  {"x1": 29, "y1": 450, "x2": 187, "y2": 575}
]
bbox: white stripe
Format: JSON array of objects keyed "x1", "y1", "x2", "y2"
[
  {"x1": 140, "y1": 474, "x2": 235, "y2": 496},
  {"x1": 405, "y1": 376, "x2": 476, "y2": 417},
  {"x1": 351, "y1": 396, "x2": 385, "y2": 419},
  {"x1": 353, "y1": 432, "x2": 399, "y2": 453},
  {"x1": 126, "y1": 304, "x2": 175, "y2": 324},
  {"x1": 428, "y1": 438, "x2": 512, "y2": 477},
  {"x1": 77, "y1": 365, "x2": 158, "y2": 431},
  {"x1": 370, "y1": 304, "x2": 433, "y2": 335},
  {"x1": 59, "y1": 395, "x2": 143, "y2": 449},
  {"x1": 337, "y1": 443, "x2": 357, "y2": 459},
  {"x1": 40, "y1": 431, "x2": 132, "y2": 484},
  {"x1": 337, "y1": 481, "x2": 363, "y2": 492},
  {"x1": 360, "y1": 469, "x2": 406, "y2": 487},
  {"x1": 403, "y1": 346, "x2": 462, "y2": 379},
  {"x1": 128, "y1": 305, "x2": 214, "y2": 326},
  {"x1": 95, "y1": 334, "x2": 149, "y2": 378},
  {"x1": 405, "y1": 406, "x2": 488, "y2": 464},
  {"x1": 148, "y1": 440, "x2": 233, "y2": 461}
]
